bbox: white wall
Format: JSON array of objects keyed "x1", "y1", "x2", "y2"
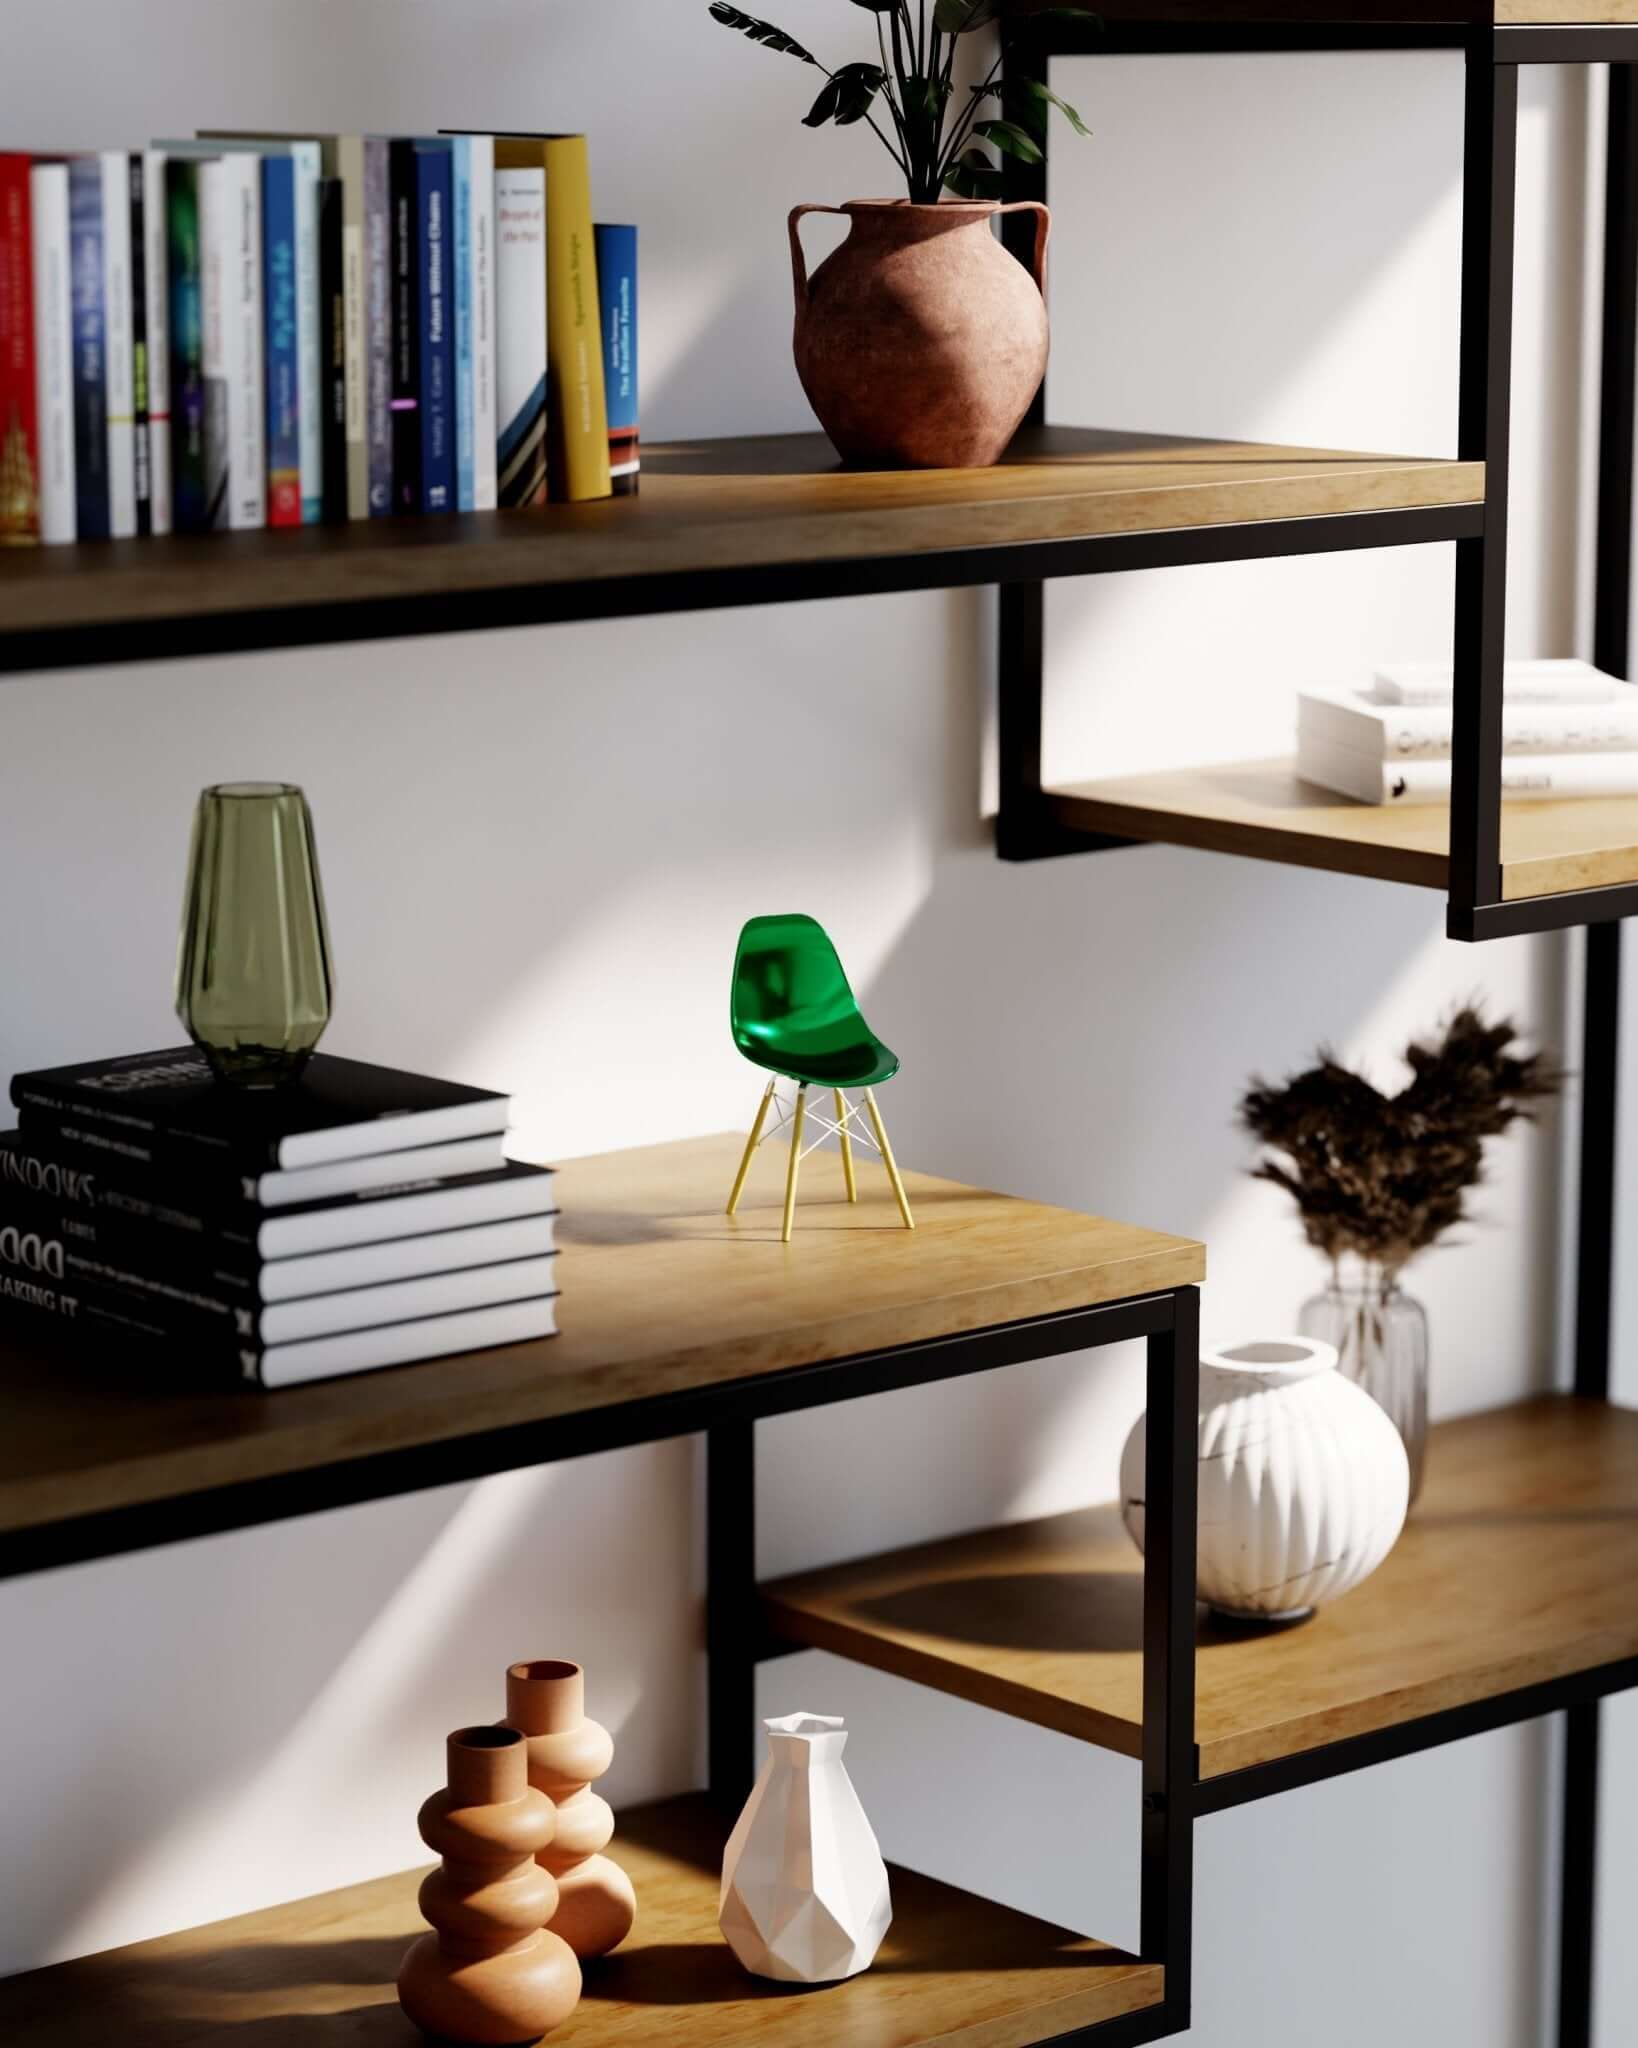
[{"x1": 0, "y1": 7, "x2": 1623, "y2": 2043}]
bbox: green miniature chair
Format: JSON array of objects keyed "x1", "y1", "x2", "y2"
[{"x1": 725, "y1": 913, "x2": 915, "y2": 1243}]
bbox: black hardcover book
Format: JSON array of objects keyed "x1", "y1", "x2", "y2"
[
  {"x1": 12, "y1": 1046, "x2": 509, "y2": 1173},
  {"x1": 319, "y1": 173, "x2": 348, "y2": 523},
  {"x1": 129, "y1": 152, "x2": 153, "y2": 536},
  {"x1": 0, "y1": 1129, "x2": 555, "y2": 1260},
  {"x1": 0, "y1": 1270, "x2": 559, "y2": 1390},
  {"x1": 389, "y1": 137, "x2": 421, "y2": 514}
]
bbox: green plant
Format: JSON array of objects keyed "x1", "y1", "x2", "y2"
[
  {"x1": 707, "y1": 2, "x2": 1096, "y2": 205},
  {"x1": 1238, "y1": 1007, "x2": 1560, "y2": 1283}
]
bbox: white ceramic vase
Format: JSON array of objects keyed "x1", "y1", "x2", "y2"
[
  {"x1": 1121, "y1": 1336, "x2": 1410, "y2": 1621},
  {"x1": 718, "y1": 1713, "x2": 892, "y2": 1984}
]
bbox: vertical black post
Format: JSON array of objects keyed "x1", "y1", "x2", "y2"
[
  {"x1": 1575, "y1": 922, "x2": 1622, "y2": 1401},
  {"x1": 706, "y1": 1420, "x2": 757, "y2": 1810},
  {"x1": 1000, "y1": 23, "x2": 1049, "y2": 430},
  {"x1": 1449, "y1": 40, "x2": 1518, "y2": 930},
  {"x1": 997, "y1": 578, "x2": 1048, "y2": 859},
  {"x1": 1140, "y1": 1287, "x2": 1199, "y2": 2025},
  {"x1": 1557, "y1": 1700, "x2": 1602, "y2": 2048}
]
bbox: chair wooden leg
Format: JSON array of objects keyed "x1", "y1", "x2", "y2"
[
  {"x1": 782, "y1": 1086, "x2": 809, "y2": 1243},
  {"x1": 726, "y1": 1077, "x2": 777, "y2": 1217},
  {"x1": 864, "y1": 1088, "x2": 914, "y2": 1231},
  {"x1": 835, "y1": 1089, "x2": 858, "y2": 1203}
]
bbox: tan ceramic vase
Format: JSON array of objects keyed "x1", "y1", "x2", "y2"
[
  {"x1": 504, "y1": 1660, "x2": 637, "y2": 1959},
  {"x1": 397, "y1": 1726, "x2": 581, "y2": 2045},
  {"x1": 789, "y1": 197, "x2": 1050, "y2": 469}
]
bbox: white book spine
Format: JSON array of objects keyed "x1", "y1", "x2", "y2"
[
  {"x1": 289, "y1": 142, "x2": 322, "y2": 523},
  {"x1": 1301, "y1": 732, "x2": 1638, "y2": 805},
  {"x1": 494, "y1": 166, "x2": 546, "y2": 507},
  {"x1": 223, "y1": 153, "x2": 264, "y2": 529},
  {"x1": 29, "y1": 164, "x2": 75, "y2": 544},
  {"x1": 141, "y1": 151, "x2": 171, "y2": 534},
  {"x1": 471, "y1": 136, "x2": 496, "y2": 510},
  {"x1": 1373, "y1": 658, "x2": 1619, "y2": 707},
  {"x1": 1299, "y1": 690, "x2": 1638, "y2": 761},
  {"x1": 99, "y1": 151, "x2": 136, "y2": 536}
]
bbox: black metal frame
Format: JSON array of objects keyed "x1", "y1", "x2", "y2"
[{"x1": 1000, "y1": 18, "x2": 1635, "y2": 2048}]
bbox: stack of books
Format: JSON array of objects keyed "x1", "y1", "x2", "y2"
[
  {"x1": 0, "y1": 1048, "x2": 558, "y2": 1389},
  {"x1": 0, "y1": 131, "x2": 639, "y2": 545},
  {"x1": 1297, "y1": 659, "x2": 1638, "y2": 805}
]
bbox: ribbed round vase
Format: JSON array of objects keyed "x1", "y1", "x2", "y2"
[
  {"x1": 503, "y1": 1659, "x2": 636, "y2": 1960},
  {"x1": 1121, "y1": 1336, "x2": 1410, "y2": 1621}
]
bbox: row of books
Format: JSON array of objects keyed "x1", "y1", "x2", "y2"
[
  {"x1": 0, "y1": 131, "x2": 638, "y2": 545},
  {"x1": 1297, "y1": 658, "x2": 1638, "y2": 805},
  {"x1": 0, "y1": 1047, "x2": 558, "y2": 1389}
]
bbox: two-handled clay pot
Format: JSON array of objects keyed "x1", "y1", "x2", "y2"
[{"x1": 790, "y1": 197, "x2": 1050, "y2": 469}]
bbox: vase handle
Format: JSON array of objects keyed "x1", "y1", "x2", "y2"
[
  {"x1": 789, "y1": 204, "x2": 849, "y2": 311},
  {"x1": 995, "y1": 200, "x2": 1051, "y2": 298}
]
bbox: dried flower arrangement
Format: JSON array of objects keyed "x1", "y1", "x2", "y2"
[{"x1": 1239, "y1": 1007, "x2": 1560, "y2": 1284}]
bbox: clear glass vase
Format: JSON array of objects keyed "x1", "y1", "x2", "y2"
[{"x1": 1298, "y1": 1262, "x2": 1429, "y2": 1506}]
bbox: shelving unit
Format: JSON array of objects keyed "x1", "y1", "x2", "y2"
[{"x1": 0, "y1": 1795, "x2": 1164, "y2": 2048}]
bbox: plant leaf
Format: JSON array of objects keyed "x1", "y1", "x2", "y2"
[
  {"x1": 832, "y1": 60, "x2": 889, "y2": 125},
  {"x1": 803, "y1": 76, "x2": 843, "y2": 125},
  {"x1": 848, "y1": 0, "x2": 902, "y2": 9},
  {"x1": 943, "y1": 147, "x2": 1004, "y2": 200},
  {"x1": 1011, "y1": 73, "x2": 1092, "y2": 137},
  {"x1": 707, "y1": 2, "x2": 817, "y2": 63},
  {"x1": 932, "y1": 0, "x2": 999, "y2": 32},
  {"x1": 974, "y1": 118, "x2": 1044, "y2": 164}
]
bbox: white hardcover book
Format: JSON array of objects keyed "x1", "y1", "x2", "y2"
[
  {"x1": 259, "y1": 1252, "x2": 558, "y2": 1344},
  {"x1": 1298, "y1": 730, "x2": 1638, "y2": 806},
  {"x1": 260, "y1": 1212, "x2": 557, "y2": 1302},
  {"x1": 494, "y1": 165, "x2": 546, "y2": 506},
  {"x1": 470, "y1": 135, "x2": 497, "y2": 510},
  {"x1": 259, "y1": 1292, "x2": 558, "y2": 1390},
  {"x1": 28, "y1": 164, "x2": 75, "y2": 544},
  {"x1": 1299, "y1": 684, "x2": 1638, "y2": 763},
  {"x1": 254, "y1": 1132, "x2": 509, "y2": 1208},
  {"x1": 1373, "y1": 657, "x2": 1621, "y2": 707},
  {"x1": 141, "y1": 151, "x2": 171, "y2": 534},
  {"x1": 210, "y1": 152, "x2": 264, "y2": 528},
  {"x1": 99, "y1": 151, "x2": 136, "y2": 536}
]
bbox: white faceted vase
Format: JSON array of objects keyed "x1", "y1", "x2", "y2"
[
  {"x1": 719, "y1": 1713, "x2": 892, "y2": 1984},
  {"x1": 1121, "y1": 1336, "x2": 1410, "y2": 1621}
]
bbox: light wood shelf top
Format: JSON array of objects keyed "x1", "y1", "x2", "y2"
[
  {"x1": 0, "y1": 1793, "x2": 1161, "y2": 2048},
  {"x1": 0, "y1": 428, "x2": 1478, "y2": 669},
  {"x1": 0, "y1": 1133, "x2": 1202, "y2": 1544},
  {"x1": 1018, "y1": 0, "x2": 1638, "y2": 26},
  {"x1": 763, "y1": 1397, "x2": 1638, "y2": 1781},
  {"x1": 1049, "y1": 759, "x2": 1638, "y2": 902}
]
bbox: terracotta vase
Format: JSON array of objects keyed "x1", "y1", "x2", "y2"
[
  {"x1": 397, "y1": 1726, "x2": 581, "y2": 2045},
  {"x1": 504, "y1": 1659, "x2": 637, "y2": 1959},
  {"x1": 789, "y1": 197, "x2": 1050, "y2": 469}
]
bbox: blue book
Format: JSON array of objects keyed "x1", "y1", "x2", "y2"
[
  {"x1": 67, "y1": 157, "x2": 110, "y2": 540},
  {"x1": 415, "y1": 141, "x2": 454, "y2": 514},
  {"x1": 261, "y1": 155, "x2": 301, "y2": 527},
  {"x1": 452, "y1": 135, "x2": 474, "y2": 512},
  {"x1": 594, "y1": 223, "x2": 638, "y2": 496}
]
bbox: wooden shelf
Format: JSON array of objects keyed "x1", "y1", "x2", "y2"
[
  {"x1": 0, "y1": 427, "x2": 1479, "y2": 673},
  {"x1": 1016, "y1": 0, "x2": 1638, "y2": 30},
  {"x1": 1048, "y1": 759, "x2": 1638, "y2": 902},
  {"x1": 0, "y1": 1132, "x2": 1202, "y2": 1553},
  {"x1": 763, "y1": 1397, "x2": 1638, "y2": 1782},
  {"x1": 0, "y1": 1792, "x2": 1161, "y2": 2048}
]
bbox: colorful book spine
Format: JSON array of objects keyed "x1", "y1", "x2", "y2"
[
  {"x1": 165, "y1": 157, "x2": 208, "y2": 532},
  {"x1": 216, "y1": 152, "x2": 265, "y2": 529},
  {"x1": 453, "y1": 134, "x2": 496, "y2": 512},
  {"x1": 141, "y1": 151, "x2": 172, "y2": 535},
  {"x1": 196, "y1": 157, "x2": 230, "y2": 527},
  {"x1": 318, "y1": 174, "x2": 347, "y2": 521},
  {"x1": 453, "y1": 134, "x2": 473, "y2": 510},
  {"x1": 337, "y1": 134, "x2": 369, "y2": 518},
  {"x1": 594, "y1": 223, "x2": 637, "y2": 497},
  {"x1": 362, "y1": 138, "x2": 392, "y2": 515},
  {"x1": 542, "y1": 135, "x2": 611, "y2": 503},
  {"x1": 29, "y1": 163, "x2": 74, "y2": 544},
  {"x1": 0, "y1": 152, "x2": 39, "y2": 544},
  {"x1": 389, "y1": 138, "x2": 421, "y2": 514},
  {"x1": 261, "y1": 154, "x2": 301, "y2": 527},
  {"x1": 99, "y1": 152, "x2": 136, "y2": 537},
  {"x1": 416, "y1": 141, "x2": 454, "y2": 514},
  {"x1": 286, "y1": 143, "x2": 322, "y2": 523},
  {"x1": 493, "y1": 165, "x2": 545, "y2": 507},
  {"x1": 128, "y1": 156, "x2": 152, "y2": 535},
  {"x1": 67, "y1": 157, "x2": 109, "y2": 539}
]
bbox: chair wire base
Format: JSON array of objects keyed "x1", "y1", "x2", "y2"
[{"x1": 725, "y1": 1079, "x2": 916, "y2": 1240}]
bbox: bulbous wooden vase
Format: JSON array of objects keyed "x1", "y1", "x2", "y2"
[
  {"x1": 397, "y1": 1726, "x2": 582, "y2": 2045},
  {"x1": 789, "y1": 197, "x2": 1050, "y2": 470},
  {"x1": 504, "y1": 1659, "x2": 637, "y2": 1960}
]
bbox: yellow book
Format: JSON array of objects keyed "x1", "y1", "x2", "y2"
[{"x1": 490, "y1": 134, "x2": 611, "y2": 503}]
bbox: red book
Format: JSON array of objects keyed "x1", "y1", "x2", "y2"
[{"x1": 0, "y1": 152, "x2": 40, "y2": 545}]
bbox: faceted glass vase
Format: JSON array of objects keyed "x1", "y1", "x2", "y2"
[
  {"x1": 175, "y1": 782, "x2": 334, "y2": 1087},
  {"x1": 1299, "y1": 1264, "x2": 1430, "y2": 1506}
]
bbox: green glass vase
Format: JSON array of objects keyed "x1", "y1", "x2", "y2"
[{"x1": 175, "y1": 782, "x2": 334, "y2": 1087}]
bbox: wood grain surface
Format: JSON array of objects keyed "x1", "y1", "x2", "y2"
[
  {"x1": 1048, "y1": 761, "x2": 1638, "y2": 902},
  {"x1": 0, "y1": 1795, "x2": 1161, "y2": 2048},
  {"x1": 0, "y1": 429, "x2": 1479, "y2": 644},
  {"x1": 763, "y1": 1397, "x2": 1638, "y2": 1778},
  {"x1": 0, "y1": 1133, "x2": 1203, "y2": 1539}
]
